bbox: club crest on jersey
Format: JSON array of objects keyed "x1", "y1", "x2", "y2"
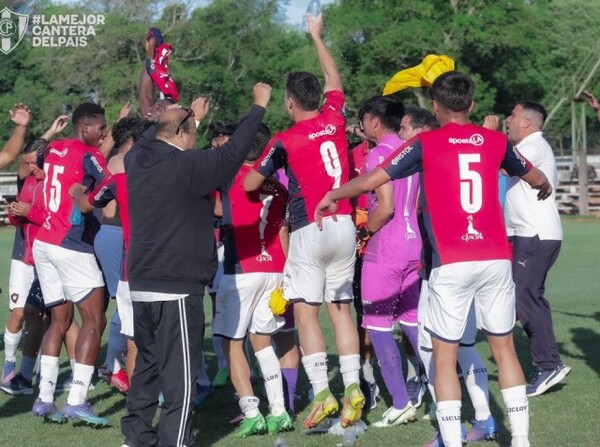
[
  {"x1": 462, "y1": 214, "x2": 484, "y2": 241},
  {"x1": 10, "y1": 293, "x2": 18, "y2": 304},
  {"x1": 49, "y1": 147, "x2": 68, "y2": 157},
  {"x1": 448, "y1": 134, "x2": 484, "y2": 146},
  {"x1": 308, "y1": 124, "x2": 336, "y2": 141}
]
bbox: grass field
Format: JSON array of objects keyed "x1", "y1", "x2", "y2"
[{"x1": 0, "y1": 217, "x2": 599, "y2": 447}]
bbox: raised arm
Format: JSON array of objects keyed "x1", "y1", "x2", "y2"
[
  {"x1": 307, "y1": 15, "x2": 343, "y2": 94},
  {"x1": 0, "y1": 104, "x2": 30, "y2": 169}
]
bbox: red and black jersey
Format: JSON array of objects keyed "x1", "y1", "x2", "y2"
[
  {"x1": 382, "y1": 123, "x2": 531, "y2": 268},
  {"x1": 220, "y1": 165, "x2": 287, "y2": 275},
  {"x1": 254, "y1": 90, "x2": 352, "y2": 230},
  {"x1": 36, "y1": 138, "x2": 109, "y2": 253}
]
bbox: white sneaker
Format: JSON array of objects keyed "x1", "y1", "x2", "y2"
[{"x1": 372, "y1": 402, "x2": 417, "y2": 427}]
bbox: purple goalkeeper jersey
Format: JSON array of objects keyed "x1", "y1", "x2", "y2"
[{"x1": 364, "y1": 133, "x2": 421, "y2": 264}]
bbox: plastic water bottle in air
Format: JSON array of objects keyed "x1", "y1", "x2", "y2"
[
  {"x1": 342, "y1": 425, "x2": 358, "y2": 446},
  {"x1": 301, "y1": 0, "x2": 322, "y2": 33}
]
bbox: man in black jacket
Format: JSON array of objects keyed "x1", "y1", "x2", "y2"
[{"x1": 121, "y1": 83, "x2": 272, "y2": 447}]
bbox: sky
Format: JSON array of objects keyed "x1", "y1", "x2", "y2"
[{"x1": 52, "y1": 0, "x2": 336, "y2": 25}]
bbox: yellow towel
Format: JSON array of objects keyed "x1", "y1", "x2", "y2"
[{"x1": 382, "y1": 54, "x2": 455, "y2": 95}]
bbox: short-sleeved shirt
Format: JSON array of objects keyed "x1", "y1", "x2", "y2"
[
  {"x1": 35, "y1": 139, "x2": 109, "y2": 253},
  {"x1": 364, "y1": 133, "x2": 421, "y2": 264},
  {"x1": 381, "y1": 123, "x2": 531, "y2": 268},
  {"x1": 255, "y1": 90, "x2": 352, "y2": 230},
  {"x1": 220, "y1": 165, "x2": 287, "y2": 275}
]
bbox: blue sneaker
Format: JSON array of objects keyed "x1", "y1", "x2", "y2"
[
  {"x1": 62, "y1": 401, "x2": 108, "y2": 426},
  {"x1": 467, "y1": 415, "x2": 499, "y2": 441},
  {"x1": 2, "y1": 360, "x2": 16, "y2": 384},
  {"x1": 32, "y1": 398, "x2": 67, "y2": 424},
  {"x1": 422, "y1": 426, "x2": 467, "y2": 447},
  {"x1": 526, "y1": 363, "x2": 571, "y2": 397},
  {"x1": 406, "y1": 375, "x2": 427, "y2": 409},
  {"x1": 0, "y1": 372, "x2": 33, "y2": 395},
  {"x1": 193, "y1": 384, "x2": 215, "y2": 408},
  {"x1": 359, "y1": 378, "x2": 380, "y2": 410}
]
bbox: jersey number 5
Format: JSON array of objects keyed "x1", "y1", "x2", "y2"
[
  {"x1": 458, "y1": 153, "x2": 482, "y2": 213},
  {"x1": 320, "y1": 141, "x2": 341, "y2": 188},
  {"x1": 44, "y1": 164, "x2": 65, "y2": 212}
]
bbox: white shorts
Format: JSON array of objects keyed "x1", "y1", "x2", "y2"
[
  {"x1": 116, "y1": 280, "x2": 134, "y2": 337},
  {"x1": 8, "y1": 259, "x2": 35, "y2": 310},
  {"x1": 284, "y1": 216, "x2": 355, "y2": 305},
  {"x1": 207, "y1": 242, "x2": 224, "y2": 294},
  {"x1": 418, "y1": 279, "x2": 478, "y2": 351},
  {"x1": 33, "y1": 239, "x2": 105, "y2": 307},
  {"x1": 213, "y1": 272, "x2": 285, "y2": 340},
  {"x1": 93, "y1": 225, "x2": 123, "y2": 298},
  {"x1": 425, "y1": 260, "x2": 515, "y2": 343}
]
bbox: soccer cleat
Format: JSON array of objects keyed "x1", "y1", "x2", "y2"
[
  {"x1": 234, "y1": 413, "x2": 267, "y2": 437},
  {"x1": 407, "y1": 375, "x2": 427, "y2": 408},
  {"x1": 109, "y1": 369, "x2": 130, "y2": 394},
  {"x1": 0, "y1": 372, "x2": 33, "y2": 395},
  {"x1": 97, "y1": 366, "x2": 111, "y2": 384},
  {"x1": 360, "y1": 378, "x2": 380, "y2": 410},
  {"x1": 62, "y1": 401, "x2": 109, "y2": 426},
  {"x1": 1, "y1": 360, "x2": 16, "y2": 384},
  {"x1": 422, "y1": 426, "x2": 467, "y2": 447},
  {"x1": 32, "y1": 398, "x2": 67, "y2": 424},
  {"x1": 467, "y1": 415, "x2": 499, "y2": 441},
  {"x1": 213, "y1": 367, "x2": 230, "y2": 388},
  {"x1": 340, "y1": 383, "x2": 366, "y2": 428},
  {"x1": 303, "y1": 388, "x2": 339, "y2": 429},
  {"x1": 372, "y1": 402, "x2": 417, "y2": 428},
  {"x1": 526, "y1": 362, "x2": 571, "y2": 397},
  {"x1": 193, "y1": 384, "x2": 215, "y2": 409},
  {"x1": 267, "y1": 411, "x2": 294, "y2": 434}
]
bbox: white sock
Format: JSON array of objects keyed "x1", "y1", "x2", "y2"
[
  {"x1": 436, "y1": 400, "x2": 463, "y2": 447},
  {"x1": 67, "y1": 363, "x2": 95, "y2": 405},
  {"x1": 255, "y1": 346, "x2": 285, "y2": 416},
  {"x1": 301, "y1": 352, "x2": 329, "y2": 395},
  {"x1": 196, "y1": 351, "x2": 211, "y2": 387},
  {"x1": 212, "y1": 330, "x2": 228, "y2": 370},
  {"x1": 105, "y1": 310, "x2": 126, "y2": 373},
  {"x1": 4, "y1": 327, "x2": 22, "y2": 362},
  {"x1": 501, "y1": 385, "x2": 530, "y2": 447},
  {"x1": 419, "y1": 347, "x2": 437, "y2": 402},
  {"x1": 38, "y1": 355, "x2": 59, "y2": 403},
  {"x1": 239, "y1": 395, "x2": 260, "y2": 419},
  {"x1": 361, "y1": 358, "x2": 376, "y2": 384},
  {"x1": 339, "y1": 354, "x2": 360, "y2": 388},
  {"x1": 69, "y1": 358, "x2": 75, "y2": 375},
  {"x1": 458, "y1": 346, "x2": 491, "y2": 421}
]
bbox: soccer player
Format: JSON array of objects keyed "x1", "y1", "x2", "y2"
[
  {"x1": 353, "y1": 95, "x2": 422, "y2": 428},
  {"x1": 505, "y1": 101, "x2": 571, "y2": 397},
  {"x1": 316, "y1": 71, "x2": 553, "y2": 447},
  {"x1": 31, "y1": 103, "x2": 110, "y2": 425},
  {"x1": 0, "y1": 103, "x2": 30, "y2": 170},
  {"x1": 213, "y1": 124, "x2": 293, "y2": 437},
  {"x1": 120, "y1": 83, "x2": 271, "y2": 447},
  {"x1": 244, "y1": 14, "x2": 365, "y2": 429}
]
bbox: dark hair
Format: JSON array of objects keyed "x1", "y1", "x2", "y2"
[
  {"x1": 210, "y1": 121, "x2": 237, "y2": 139},
  {"x1": 132, "y1": 120, "x2": 154, "y2": 142},
  {"x1": 286, "y1": 71, "x2": 321, "y2": 111},
  {"x1": 517, "y1": 100, "x2": 547, "y2": 125},
  {"x1": 358, "y1": 95, "x2": 405, "y2": 132},
  {"x1": 72, "y1": 102, "x2": 105, "y2": 126},
  {"x1": 112, "y1": 117, "x2": 143, "y2": 148},
  {"x1": 246, "y1": 123, "x2": 271, "y2": 162},
  {"x1": 432, "y1": 71, "x2": 474, "y2": 113},
  {"x1": 23, "y1": 138, "x2": 48, "y2": 155},
  {"x1": 404, "y1": 106, "x2": 435, "y2": 129}
]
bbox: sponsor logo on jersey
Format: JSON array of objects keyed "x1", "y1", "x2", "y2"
[
  {"x1": 462, "y1": 214, "x2": 484, "y2": 241},
  {"x1": 93, "y1": 185, "x2": 109, "y2": 202},
  {"x1": 49, "y1": 147, "x2": 68, "y2": 157},
  {"x1": 390, "y1": 145, "x2": 414, "y2": 165},
  {"x1": 260, "y1": 145, "x2": 276, "y2": 167},
  {"x1": 308, "y1": 124, "x2": 336, "y2": 141},
  {"x1": 448, "y1": 134, "x2": 484, "y2": 146},
  {"x1": 90, "y1": 155, "x2": 104, "y2": 174},
  {"x1": 512, "y1": 146, "x2": 528, "y2": 168}
]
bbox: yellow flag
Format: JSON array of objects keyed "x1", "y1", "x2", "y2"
[{"x1": 382, "y1": 54, "x2": 455, "y2": 95}]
